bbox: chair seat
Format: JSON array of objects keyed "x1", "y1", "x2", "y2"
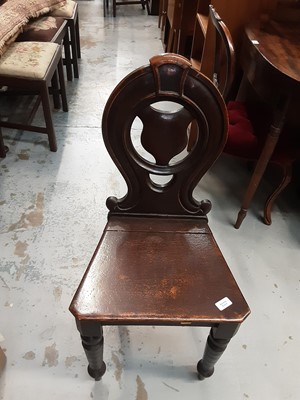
[
  {"x1": 16, "y1": 16, "x2": 66, "y2": 43},
  {"x1": 71, "y1": 215, "x2": 250, "y2": 325},
  {"x1": 0, "y1": 41, "x2": 59, "y2": 79},
  {"x1": 50, "y1": 0, "x2": 76, "y2": 18}
]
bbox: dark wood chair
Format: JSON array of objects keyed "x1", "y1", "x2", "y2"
[
  {"x1": 112, "y1": 0, "x2": 150, "y2": 18},
  {"x1": 189, "y1": 5, "x2": 300, "y2": 227},
  {"x1": 69, "y1": 53, "x2": 250, "y2": 381},
  {"x1": 0, "y1": 41, "x2": 68, "y2": 152},
  {"x1": 50, "y1": 0, "x2": 81, "y2": 81},
  {"x1": 16, "y1": 15, "x2": 72, "y2": 83}
]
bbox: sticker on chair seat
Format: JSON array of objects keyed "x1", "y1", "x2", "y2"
[{"x1": 215, "y1": 297, "x2": 232, "y2": 311}]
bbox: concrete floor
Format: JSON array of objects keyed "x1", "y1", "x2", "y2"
[{"x1": 1, "y1": 1, "x2": 300, "y2": 399}]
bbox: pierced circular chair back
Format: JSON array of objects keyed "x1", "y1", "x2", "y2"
[{"x1": 102, "y1": 53, "x2": 228, "y2": 217}]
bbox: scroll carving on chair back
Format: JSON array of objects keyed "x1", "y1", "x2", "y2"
[{"x1": 102, "y1": 53, "x2": 228, "y2": 217}]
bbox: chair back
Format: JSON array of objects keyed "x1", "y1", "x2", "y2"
[
  {"x1": 102, "y1": 53, "x2": 228, "y2": 218},
  {"x1": 208, "y1": 5, "x2": 235, "y2": 100}
]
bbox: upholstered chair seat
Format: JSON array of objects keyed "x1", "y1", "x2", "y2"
[{"x1": 0, "y1": 41, "x2": 68, "y2": 153}]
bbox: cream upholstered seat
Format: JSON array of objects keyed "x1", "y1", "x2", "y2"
[
  {"x1": 0, "y1": 41, "x2": 58, "y2": 79},
  {"x1": 16, "y1": 15, "x2": 72, "y2": 81},
  {"x1": 50, "y1": 0, "x2": 80, "y2": 81},
  {"x1": 0, "y1": 41, "x2": 68, "y2": 153}
]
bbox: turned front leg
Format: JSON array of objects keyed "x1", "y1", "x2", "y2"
[
  {"x1": 197, "y1": 324, "x2": 240, "y2": 380},
  {"x1": 76, "y1": 321, "x2": 106, "y2": 380}
]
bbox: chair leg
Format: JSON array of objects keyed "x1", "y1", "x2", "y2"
[
  {"x1": 57, "y1": 58, "x2": 68, "y2": 112},
  {"x1": 76, "y1": 321, "x2": 106, "y2": 381},
  {"x1": 263, "y1": 163, "x2": 292, "y2": 225},
  {"x1": 63, "y1": 30, "x2": 73, "y2": 81},
  {"x1": 69, "y1": 21, "x2": 79, "y2": 78},
  {"x1": 51, "y1": 70, "x2": 61, "y2": 110},
  {"x1": 113, "y1": 0, "x2": 116, "y2": 17},
  {"x1": 40, "y1": 83, "x2": 57, "y2": 152},
  {"x1": 75, "y1": 14, "x2": 81, "y2": 59},
  {"x1": 144, "y1": 0, "x2": 150, "y2": 15},
  {"x1": 197, "y1": 324, "x2": 239, "y2": 380},
  {"x1": 0, "y1": 127, "x2": 8, "y2": 158}
]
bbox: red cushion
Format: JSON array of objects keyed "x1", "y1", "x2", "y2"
[{"x1": 224, "y1": 101, "x2": 300, "y2": 164}]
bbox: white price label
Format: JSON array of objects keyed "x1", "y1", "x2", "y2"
[{"x1": 215, "y1": 297, "x2": 232, "y2": 311}]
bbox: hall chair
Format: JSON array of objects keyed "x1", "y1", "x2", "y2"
[
  {"x1": 50, "y1": 0, "x2": 81, "y2": 81},
  {"x1": 189, "y1": 5, "x2": 300, "y2": 227},
  {"x1": 69, "y1": 53, "x2": 250, "y2": 381},
  {"x1": 0, "y1": 41, "x2": 68, "y2": 152}
]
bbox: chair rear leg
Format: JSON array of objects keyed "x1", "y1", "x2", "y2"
[
  {"x1": 69, "y1": 21, "x2": 79, "y2": 78},
  {"x1": 57, "y1": 58, "x2": 68, "y2": 112},
  {"x1": 41, "y1": 83, "x2": 57, "y2": 152},
  {"x1": 63, "y1": 30, "x2": 73, "y2": 81},
  {"x1": 263, "y1": 163, "x2": 292, "y2": 225},
  {"x1": 51, "y1": 70, "x2": 61, "y2": 110},
  {"x1": 144, "y1": 0, "x2": 150, "y2": 14},
  {"x1": 0, "y1": 127, "x2": 8, "y2": 158},
  {"x1": 75, "y1": 15, "x2": 81, "y2": 59},
  {"x1": 113, "y1": 0, "x2": 116, "y2": 17}
]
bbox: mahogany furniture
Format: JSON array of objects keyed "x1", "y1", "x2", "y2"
[
  {"x1": 69, "y1": 53, "x2": 250, "y2": 381},
  {"x1": 0, "y1": 127, "x2": 8, "y2": 158},
  {"x1": 162, "y1": 0, "x2": 198, "y2": 57},
  {"x1": 16, "y1": 16, "x2": 71, "y2": 97},
  {"x1": 50, "y1": 0, "x2": 81, "y2": 81},
  {"x1": 111, "y1": 0, "x2": 150, "y2": 17},
  {"x1": 0, "y1": 41, "x2": 68, "y2": 152},
  {"x1": 234, "y1": 18, "x2": 300, "y2": 227},
  {"x1": 190, "y1": 0, "x2": 278, "y2": 77},
  {"x1": 189, "y1": 6, "x2": 300, "y2": 227}
]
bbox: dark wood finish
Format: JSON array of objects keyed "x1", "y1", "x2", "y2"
[
  {"x1": 69, "y1": 53, "x2": 250, "y2": 380},
  {"x1": 235, "y1": 19, "x2": 300, "y2": 227},
  {"x1": 190, "y1": 0, "x2": 278, "y2": 78},
  {"x1": 188, "y1": 5, "x2": 235, "y2": 150},
  {"x1": 190, "y1": 8, "x2": 300, "y2": 227},
  {"x1": 149, "y1": 0, "x2": 159, "y2": 15},
  {"x1": 163, "y1": 0, "x2": 198, "y2": 57},
  {"x1": 0, "y1": 45, "x2": 68, "y2": 152},
  {"x1": 0, "y1": 127, "x2": 8, "y2": 158},
  {"x1": 112, "y1": 0, "x2": 150, "y2": 17},
  {"x1": 52, "y1": 2, "x2": 81, "y2": 80}
]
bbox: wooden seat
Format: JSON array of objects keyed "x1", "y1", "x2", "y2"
[
  {"x1": 50, "y1": 0, "x2": 81, "y2": 81},
  {"x1": 69, "y1": 53, "x2": 250, "y2": 381},
  {"x1": 189, "y1": 5, "x2": 300, "y2": 227},
  {"x1": 0, "y1": 41, "x2": 68, "y2": 152}
]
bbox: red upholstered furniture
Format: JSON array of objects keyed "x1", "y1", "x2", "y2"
[
  {"x1": 189, "y1": 5, "x2": 300, "y2": 227},
  {"x1": 69, "y1": 53, "x2": 250, "y2": 381}
]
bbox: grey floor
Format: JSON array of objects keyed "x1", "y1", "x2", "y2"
[{"x1": 1, "y1": 1, "x2": 300, "y2": 399}]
